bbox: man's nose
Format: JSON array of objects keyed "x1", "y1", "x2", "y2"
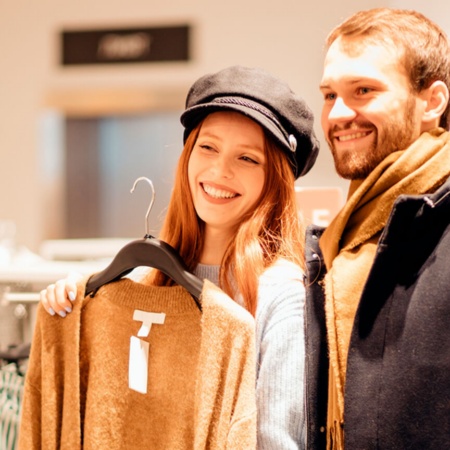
[{"x1": 328, "y1": 97, "x2": 357, "y2": 122}]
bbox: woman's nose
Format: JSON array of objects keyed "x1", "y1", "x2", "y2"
[{"x1": 210, "y1": 155, "x2": 234, "y2": 179}]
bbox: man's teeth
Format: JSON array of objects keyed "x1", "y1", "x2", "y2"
[
  {"x1": 203, "y1": 184, "x2": 237, "y2": 199},
  {"x1": 338, "y1": 132, "x2": 369, "y2": 142}
]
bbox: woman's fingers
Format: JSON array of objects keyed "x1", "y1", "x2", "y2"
[{"x1": 39, "y1": 272, "x2": 83, "y2": 317}]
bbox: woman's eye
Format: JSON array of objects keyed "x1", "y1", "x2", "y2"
[
  {"x1": 324, "y1": 92, "x2": 336, "y2": 101},
  {"x1": 199, "y1": 144, "x2": 216, "y2": 152},
  {"x1": 240, "y1": 155, "x2": 259, "y2": 164}
]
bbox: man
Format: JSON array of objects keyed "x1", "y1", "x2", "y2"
[{"x1": 305, "y1": 8, "x2": 450, "y2": 450}]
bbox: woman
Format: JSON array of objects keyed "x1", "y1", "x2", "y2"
[{"x1": 40, "y1": 65, "x2": 319, "y2": 448}]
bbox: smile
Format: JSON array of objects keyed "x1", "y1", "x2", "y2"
[
  {"x1": 202, "y1": 183, "x2": 238, "y2": 199},
  {"x1": 337, "y1": 131, "x2": 371, "y2": 142}
]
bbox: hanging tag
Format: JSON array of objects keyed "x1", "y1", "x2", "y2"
[
  {"x1": 129, "y1": 310, "x2": 166, "y2": 393},
  {"x1": 133, "y1": 310, "x2": 166, "y2": 337},
  {"x1": 129, "y1": 336, "x2": 150, "y2": 393}
]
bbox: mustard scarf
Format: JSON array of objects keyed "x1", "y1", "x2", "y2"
[{"x1": 319, "y1": 128, "x2": 450, "y2": 449}]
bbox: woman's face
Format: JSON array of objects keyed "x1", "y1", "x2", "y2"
[{"x1": 188, "y1": 111, "x2": 266, "y2": 236}]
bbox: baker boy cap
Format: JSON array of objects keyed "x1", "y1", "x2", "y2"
[{"x1": 180, "y1": 65, "x2": 319, "y2": 178}]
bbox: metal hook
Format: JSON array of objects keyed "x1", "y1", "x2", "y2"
[{"x1": 130, "y1": 177, "x2": 155, "y2": 238}]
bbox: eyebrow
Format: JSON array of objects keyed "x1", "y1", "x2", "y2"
[
  {"x1": 320, "y1": 77, "x2": 382, "y2": 90},
  {"x1": 198, "y1": 131, "x2": 265, "y2": 153}
]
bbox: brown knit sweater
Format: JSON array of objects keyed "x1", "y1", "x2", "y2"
[{"x1": 18, "y1": 278, "x2": 257, "y2": 449}]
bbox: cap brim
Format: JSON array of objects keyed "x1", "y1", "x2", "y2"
[{"x1": 181, "y1": 102, "x2": 290, "y2": 154}]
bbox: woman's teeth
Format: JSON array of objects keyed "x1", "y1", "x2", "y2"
[{"x1": 203, "y1": 184, "x2": 237, "y2": 199}]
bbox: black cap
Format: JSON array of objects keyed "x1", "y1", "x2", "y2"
[{"x1": 180, "y1": 65, "x2": 319, "y2": 178}]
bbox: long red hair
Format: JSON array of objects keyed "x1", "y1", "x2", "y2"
[{"x1": 145, "y1": 121, "x2": 304, "y2": 316}]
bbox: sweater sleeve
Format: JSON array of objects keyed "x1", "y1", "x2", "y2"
[
  {"x1": 18, "y1": 296, "x2": 84, "y2": 450},
  {"x1": 255, "y1": 265, "x2": 306, "y2": 450},
  {"x1": 17, "y1": 315, "x2": 43, "y2": 450}
]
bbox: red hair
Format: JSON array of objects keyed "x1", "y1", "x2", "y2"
[{"x1": 145, "y1": 121, "x2": 304, "y2": 316}]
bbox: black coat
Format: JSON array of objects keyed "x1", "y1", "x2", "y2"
[{"x1": 304, "y1": 176, "x2": 450, "y2": 450}]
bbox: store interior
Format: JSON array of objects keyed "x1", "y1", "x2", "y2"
[{"x1": 0, "y1": 0, "x2": 448, "y2": 353}]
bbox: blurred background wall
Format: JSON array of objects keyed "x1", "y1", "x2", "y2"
[{"x1": 1, "y1": 0, "x2": 449, "y2": 252}]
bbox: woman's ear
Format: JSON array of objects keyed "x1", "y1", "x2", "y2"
[{"x1": 421, "y1": 80, "x2": 449, "y2": 126}]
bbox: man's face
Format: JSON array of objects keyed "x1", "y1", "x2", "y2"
[{"x1": 320, "y1": 37, "x2": 426, "y2": 179}]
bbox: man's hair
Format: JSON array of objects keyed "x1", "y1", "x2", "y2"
[{"x1": 326, "y1": 8, "x2": 450, "y2": 129}]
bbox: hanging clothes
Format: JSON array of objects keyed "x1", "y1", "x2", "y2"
[
  {"x1": 18, "y1": 279, "x2": 256, "y2": 449},
  {"x1": 1, "y1": 363, "x2": 24, "y2": 450}
]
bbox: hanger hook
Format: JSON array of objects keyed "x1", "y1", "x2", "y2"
[{"x1": 130, "y1": 177, "x2": 155, "y2": 238}]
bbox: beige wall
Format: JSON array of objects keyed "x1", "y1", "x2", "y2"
[{"x1": 1, "y1": 0, "x2": 448, "y2": 252}]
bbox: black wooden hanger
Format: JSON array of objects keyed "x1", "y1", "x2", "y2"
[{"x1": 85, "y1": 177, "x2": 203, "y2": 311}]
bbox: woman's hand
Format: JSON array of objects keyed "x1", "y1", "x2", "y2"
[{"x1": 40, "y1": 272, "x2": 83, "y2": 317}]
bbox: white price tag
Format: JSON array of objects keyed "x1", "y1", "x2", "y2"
[
  {"x1": 133, "y1": 310, "x2": 166, "y2": 337},
  {"x1": 128, "y1": 310, "x2": 166, "y2": 394},
  {"x1": 129, "y1": 336, "x2": 150, "y2": 394}
]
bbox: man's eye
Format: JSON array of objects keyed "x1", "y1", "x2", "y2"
[
  {"x1": 358, "y1": 87, "x2": 373, "y2": 95},
  {"x1": 324, "y1": 93, "x2": 336, "y2": 101}
]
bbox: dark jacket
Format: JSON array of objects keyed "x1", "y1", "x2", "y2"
[{"x1": 304, "y1": 176, "x2": 450, "y2": 450}]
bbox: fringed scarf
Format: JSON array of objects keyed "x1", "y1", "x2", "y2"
[{"x1": 319, "y1": 128, "x2": 450, "y2": 449}]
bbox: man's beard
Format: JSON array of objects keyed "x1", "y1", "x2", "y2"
[{"x1": 328, "y1": 97, "x2": 418, "y2": 180}]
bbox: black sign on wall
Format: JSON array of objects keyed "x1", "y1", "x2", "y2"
[{"x1": 61, "y1": 25, "x2": 190, "y2": 66}]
